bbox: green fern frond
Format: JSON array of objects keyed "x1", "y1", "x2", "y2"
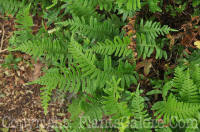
[
  {"x1": 95, "y1": 0, "x2": 114, "y2": 11},
  {"x1": 56, "y1": 16, "x2": 119, "y2": 41},
  {"x1": 190, "y1": 65, "x2": 200, "y2": 89},
  {"x1": 15, "y1": 4, "x2": 33, "y2": 31},
  {"x1": 131, "y1": 85, "x2": 152, "y2": 131},
  {"x1": 69, "y1": 40, "x2": 101, "y2": 78},
  {"x1": 136, "y1": 33, "x2": 167, "y2": 59},
  {"x1": 9, "y1": 3, "x2": 34, "y2": 46},
  {"x1": 116, "y1": 0, "x2": 141, "y2": 11},
  {"x1": 0, "y1": 0, "x2": 26, "y2": 16},
  {"x1": 68, "y1": 95, "x2": 102, "y2": 131},
  {"x1": 91, "y1": 36, "x2": 133, "y2": 57},
  {"x1": 103, "y1": 77, "x2": 130, "y2": 120},
  {"x1": 63, "y1": 65, "x2": 97, "y2": 94},
  {"x1": 138, "y1": 19, "x2": 177, "y2": 39},
  {"x1": 143, "y1": 0, "x2": 162, "y2": 13},
  {"x1": 179, "y1": 70, "x2": 200, "y2": 103},
  {"x1": 69, "y1": 39, "x2": 137, "y2": 88},
  {"x1": 28, "y1": 68, "x2": 66, "y2": 114},
  {"x1": 13, "y1": 37, "x2": 67, "y2": 62},
  {"x1": 152, "y1": 94, "x2": 200, "y2": 124},
  {"x1": 172, "y1": 67, "x2": 187, "y2": 90},
  {"x1": 66, "y1": 0, "x2": 97, "y2": 19}
]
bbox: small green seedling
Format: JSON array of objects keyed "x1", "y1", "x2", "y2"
[{"x1": 1, "y1": 54, "x2": 22, "y2": 69}]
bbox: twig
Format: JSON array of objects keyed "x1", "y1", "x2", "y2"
[
  {"x1": 0, "y1": 24, "x2": 5, "y2": 50},
  {"x1": 0, "y1": 49, "x2": 8, "y2": 53}
]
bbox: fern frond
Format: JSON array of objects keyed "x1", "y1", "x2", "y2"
[
  {"x1": 102, "y1": 77, "x2": 130, "y2": 120},
  {"x1": 116, "y1": 0, "x2": 141, "y2": 11},
  {"x1": 136, "y1": 33, "x2": 167, "y2": 59},
  {"x1": 0, "y1": 0, "x2": 26, "y2": 16},
  {"x1": 69, "y1": 39, "x2": 137, "y2": 88},
  {"x1": 152, "y1": 94, "x2": 200, "y2": 124},
  {"x1": 56, "y1": 16, "x2": 119, "y2": 41},
  {"x1": 66, "y1": 0, "x2": 97, "y2": 19},
  {"x1": 172, "y1": 67, "x2": 187, "y2": 90},
  {"x1": 190, "y1": 65, "x2": 200, "y2": 89},
  {"x1": 69, "y1": 40, "x2": 101, "y2": 78},
  {"x1": 68, "y1": 95, "x2": 102, "y2": 130},
  {"x1": 9, "y1": 4, "x2": 34, "y2": 46},
  {"x1": 143, "y1": 0, "x2": 162, "y2": 13},
  {"x1": 131, "y1": 85, "x2": 152, "y2": 131},
  {"x1": 138, "y1": 19, "x2": 177, "y2": 39},
  {"x1": 179, "y1": 70, "x2": 200, "y2": 103},
  {"x1": 91, "y1": 36, "x2": 133, "y2": 57},
  {"x1": 13, "y1": 37, "x2": 67, "y2": 62},
  {"x1": 28, "y1": 68, "x2": 66, "y2": 114},
  {"x1": 63, "y1": 65, "x2": 97, "y2": 94},
  {"x1": 95, "y1": 0, "x2": 114, "y2": 11}
]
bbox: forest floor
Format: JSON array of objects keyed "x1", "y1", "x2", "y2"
[{"x1": 0, "y1": 15, "x2": 69, "y2": 132}]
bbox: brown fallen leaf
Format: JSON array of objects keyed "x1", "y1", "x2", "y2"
[{"x1": 31, "y1": 59, "x2": 43, "y2": 81}]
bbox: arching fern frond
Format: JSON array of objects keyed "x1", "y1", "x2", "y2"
[
  {"x1": 56, "y1": 16, "x2": 119, "y2": 41},
  {"x1": 63, "y1": 65, "x2": 97, "y2": 94},
  {"x1": 13, "y1": 37, "x2": 67, "y2": 62},
  {"x1": 136, "y1": 33, "x2": 168, "y2": 59},
  {"x1": 138, "y1": 19, "x2": 177, "y2": 40},
  {"x1": 152, "y1": 94, "x2": 200, "y2": 124},
  {"x1": 66, "y1": 0, "x2": 97, "y2": 19},
  {"x1": 91, "y1": 36, "x2": 133, "y2": 57},
  {"x1": 102, "y1": 77, "x2": 130, "y2": 120},
  {"x1": 190, "y1": 64, "x2": 200, "y2": 89},
  {"x1": 9, "y1": 4, "x2": 34, "y2": 46},
  {"x1": 172, "y1": 67, "x2": 186, "y2": 90},
  {"x1": 28, "y1": 68, "x2": 66, "y2": 115},
  {"x1": 0, "y1": 0, "x2": 26, "y2": 16},
  {"x1": 131, "y1": 85, "x2": 152, "y2": 131},
  {"x1": 116, "y1": 0, "x2": 141, "y2": 11},
  {"x1": 69, "y1": 39, "x2": 137, "y2": 88},
  {"x1": 67, "y1": 95, "x2": 103, "y2": 131},
  {"x1": 178, "y1": 70, "x2": 200, "y2": 103}
]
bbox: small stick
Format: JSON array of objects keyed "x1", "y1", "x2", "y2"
[
  {"x1": 0, "y1": 24, "x2": 5, "y2": 50},
  {"x1": 0, "y1": 49, "x2": 8, "y2": 53}
]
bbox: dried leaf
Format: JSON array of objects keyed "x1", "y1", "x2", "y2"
[{"x1": 194, "y1": 41, "x2": 200, "y2": 49}]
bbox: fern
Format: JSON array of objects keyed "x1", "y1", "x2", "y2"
[
  {"x1": 190, "y1": 65, "x2": 200, "y2": 89},
  {"x1": 138, "y1": 19, "x2": 176, "y2": 40},
  {"x1": 9, "y1": 4, "x2": 34, "y2": 46},
  {"x1": 152, "y1": 94, "x2": 200, "y2": 124},
  {"x1": 178, "y1": 70, "x2": 200, "y2": 103},
  {"x1": 143, "y1": 0, "x2": 162, "y2": 13},
  {"x1": 136, "y1": 19, "x2": 176, "y2": 59},
  {"x1": 0, "y1": 0, "x2": 27, "y2": 16},
  {"x1": 66, "y1": 0, "x2": 97, "y2": 19},
  {"x1": 172, "y1": 67, "x2": 186, "y2": 90},
  {"x1": 13, "y1": 36, "x2": 67, "y2": 62},
  {"x1": 103, "y1": 77, "x2": 130, "y2": 120},
  {"x1": 116, "y1": 0, "x2": 141, "y2": 11},
  {"x1": 56, "y1": 16, "x2": 119, "y2": 41},
  {"x1": 130, "y1": 85, "x2": 152, "y2": 132},
  {"x1": 95, "y1": 0, "x2": 114, "y2": 11},
  {"x1": 69, "y1": 39, "x2": 137, "y2": 88},
  {"x1": 28, "y1": 68, "x2": 66, "y2": 114},
  {"x1": 136, "y1": 33, "x2": 168, "y2": 59},
  {"x1": 153, "y1": 66, "x2": 200, "y2": 124},
  {"x1": 91, "y1": 36, "x2": 133, "y2": 57},
  {"x1": 171, "y1": 67, "x2": 200, "y2": 103},
  {"x1": 67, "y1": 95, "x2": 103, "y2": 131},
  {"x1": 63, "y1": 65, "x2": 97, "y2": 94}
]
